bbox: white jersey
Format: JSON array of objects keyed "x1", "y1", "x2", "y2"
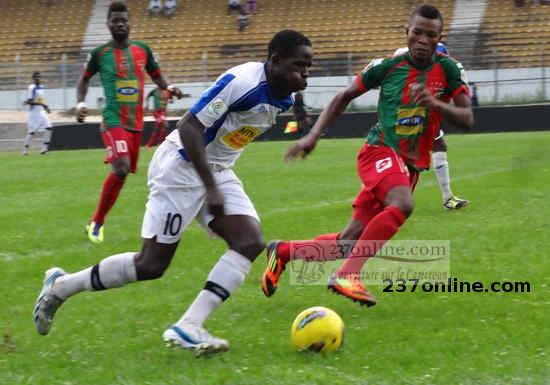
[
  {"x1": 27, "y1": 83, "x2": 51, "y2": 132},
  {"x1": 27, "y1": 84, "x2": 48, "y2": 114},
  {"x1": 166, "y1": 61, "x2": 294, "y2": 169}
]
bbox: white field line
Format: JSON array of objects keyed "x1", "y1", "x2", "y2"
[
  {"x1": 261, "y1": 165, "x2": 522, "y2": 217},
  {"x1": 0, "y1": 165, "x2": 521, "y2": 261}
]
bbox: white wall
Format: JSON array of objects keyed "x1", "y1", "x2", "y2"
[{"x1": 1, "y1": 67, "x2": 548, "y2": 111}]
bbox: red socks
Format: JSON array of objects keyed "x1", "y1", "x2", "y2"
[
  {"x1": 92, "y1": 172, "x2": 126, "y2": 224},
  {"x1": 146, "y1": 130, "x2": 159, "y2": 147},
  {"x1": 278, "y1": 232, "x2": 341, "y2": 263},
  {"x1": 158, "y1": 128, "x2": 168, "y2": 144},
  {"x1": 337, "y1": 206, "x2": 406, "y2": 278}
]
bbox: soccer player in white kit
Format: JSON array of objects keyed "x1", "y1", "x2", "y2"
[
  {"x1": 22, "y1": 72, "x2": 53, "y2": 155},
  {"x1": 33, "y1": 30, "x2": 313, "y2": 355}
]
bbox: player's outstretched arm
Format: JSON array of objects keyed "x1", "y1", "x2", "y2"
[
  {"x1": 151, "y1": 73, "x2": 184, "y2": 99},
  {"x1": 177, "y1": 112, "x2": 224, "y2": 218},
  {"x1": 76, "y1": 73, "x2": 90, "y2": 122},
  {"x1": 285, "y1": 82, "x2": 364, "y2": 161}
]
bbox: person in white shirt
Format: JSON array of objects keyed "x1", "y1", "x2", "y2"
[
  {"x1": 228, "y1": 0, "x2": 242, "y2": 14},
  {"x1": 148, "y1": 0, "x2": 162, "y2": 15},
  {"x1": 22, "y1": 72, "x2": 52, "y2": 155},
  {"x1": 164, "y1": 0, "x2": 176, "y2": 17},
  {"x1": 33, "y1": 30, "x2": 313, "y2": 356}
]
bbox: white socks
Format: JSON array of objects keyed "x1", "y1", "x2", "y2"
[
  {"x1": 432, "y1": 151, "x2": 453, "y2": 202},
  {"x1": 23, "y1": 128, "x2": 52, "y2": 152},
  {"x1": 42, "y1": 128, "x2": 52, "y2": 151},
  {"x1": 177, "y1": 249, "x2": 252, "y2": 327},
  {"x1": 52, "y1": 252, "x2": 137, "y2": 300},
  {"x1": 23, "y1": 133, "x2": 33, "y2": 149}
]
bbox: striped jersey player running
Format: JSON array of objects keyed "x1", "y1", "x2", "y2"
[
  {"x1": 394, "y1": 42, "x2": 470, "y2": 210},
  {"x1": 261, "y1": 5, "x2": 474, "y2": 306}
]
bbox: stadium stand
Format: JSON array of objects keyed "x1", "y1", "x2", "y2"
[
  {"x1": 477, "y1": 0, "x2": 550, "y2": 68},
  {"x1": 0, "y1": 0, "x2": 548, "y2": 85},
  {"x1": 129, "y1": 0, "x2": 456, "y2": 81},
  {"x1": 1, "y1": 0, "x2": 94, "y2": 63}
]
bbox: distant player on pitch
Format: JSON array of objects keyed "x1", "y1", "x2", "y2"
[
  {"x1": 145, "y1": 86, "x2": 172, "y2": 147},
  {"x1": 22, "y1": 72, "x2": 53, "y2": 155},
  {"x1": 76, "y1": 1, "x2": 182, "y2": 244}
]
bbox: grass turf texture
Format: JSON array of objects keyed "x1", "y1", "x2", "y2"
[{"x1": 1, "y1": 132, "x2": 548, "y2": 385}]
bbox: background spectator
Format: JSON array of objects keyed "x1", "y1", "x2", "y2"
[
  {"x1": 164, "y1": 0, "x2": 177, "y2": 17},
  {"x1": 246, "y1": 0, "x2": 258, "y2": 14},
  {"x1": 228, "y1": 0, "x2": 242, "y2": 15},
  {"x1": 238, "y1": 9, "x2": 249, "y2": 32},
  {"x1": 148, "y1": 0, "x2": 162, "y2": 16}
]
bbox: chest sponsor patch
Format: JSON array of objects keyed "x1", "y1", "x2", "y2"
[
  {"x1": 222, "y1": 126, "x2": 260, "y2": 149},
  {"x1": 395, "y1": 107, "x2": 427, "y2": 136},
  {"x1": 116, "y1": 79, "x2": 139, "y2": 103}
]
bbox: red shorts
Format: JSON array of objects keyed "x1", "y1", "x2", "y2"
[
  {"x1": 352, "y1": 144, "x2": 419, "y2": 225},
  {"x1": 153, "y1": 110, "x2": 167, "y2": 128},
  {"x1": 100, "y1": 127, "x2": 142, "y2": 173}
]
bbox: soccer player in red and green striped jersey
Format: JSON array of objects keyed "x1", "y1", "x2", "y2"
[
  {"x1": 145, "y1": 87, "x2": 172, "y2": 147},
  {"x1": 261, "y1": 5, "x2": 474, "y2": 306},
  {"x1": 76, "y1": 1, "x2": 182, "y2": 244}
]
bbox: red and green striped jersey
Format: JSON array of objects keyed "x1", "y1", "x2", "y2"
[
  {"x1": 356, "y1": 52, "x2": 470, "y2": 170},
  {"x1": 83, "y1": 40, "x2": 161, "y2": 132},
  {"x1": 151, "y1": 88, "x2": 171, "y2": 111}
]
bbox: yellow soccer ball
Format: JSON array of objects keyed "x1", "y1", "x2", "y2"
[{"x1": 290, "y1": 306, "x2": 344, "y2": 353}]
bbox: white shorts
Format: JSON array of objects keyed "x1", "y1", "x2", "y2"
[
  {"x1": 28, "y1": 111, "x2": 52, "y2": 133},
  {"x1": 434, "y1": 129, "x2": 445, "y2": 141},
  {"x1": 141, "y1": 141, "x2": 259, "y2": 244}
]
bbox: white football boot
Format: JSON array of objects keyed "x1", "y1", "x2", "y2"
[
  {"x1": 162, "y1": 324, "x2": 229, "y2": 356},
  {"x1": 33, "y1": 267, "x2": 66, "y2": 335}
]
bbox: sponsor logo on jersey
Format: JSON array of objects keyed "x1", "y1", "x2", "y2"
[
  {"x1": 116, "y1": 79, "x2": 139, "y2": 103},
  {"x1": 222, "y1": 126, "x2": 260, "y2": 149},
  {"x1": 395, "y1": 107, "x2": 426, "y2": 136},
  {"x1": 375, "y1": 157, "x2": 393, "y2": 173},
  {"x1": 427, "y1": 80, "x2": 446, "y2": 97}
]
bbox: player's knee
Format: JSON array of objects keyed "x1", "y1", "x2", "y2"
[
  {"x1": 113, "y1": 165, "x2": 129, "y2": 179},
  {"x1": 340, "y1": 221, "x2": 364, "y2": 240},
  {"x1": 433, "y1": 139, "x2": 447, "y2": 152},
  {"x1": 232, "y1": 236, "x2": 265, "y2": 261},
  {"x1": 395, "y1": 198, "x2": 414, "y2": 218},
  {"x1": 385, "y1": 186, "x2": 414, "y2": 218}
]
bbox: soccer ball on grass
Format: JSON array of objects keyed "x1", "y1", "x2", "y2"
[{"x1": 290, "y1": 306, "x2": 344, "y2": 353}]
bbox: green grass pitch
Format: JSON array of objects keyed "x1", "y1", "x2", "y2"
[{"x1": 1, "y1": 132, "x2": 548, "y2": 385}]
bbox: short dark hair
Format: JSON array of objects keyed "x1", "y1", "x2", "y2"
[
  {"x1": 410, "y1": 4, "x2": 443, "y2": 29},
  {"x1": 108, "y1": 1, "x2": 128, "y2": 19},
  {"x1": 268, "y1": 30, "x2": 311, "y2": 59},
  {"x1": 32, "y1": 71, "x2": 41, "y2": 78}
]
